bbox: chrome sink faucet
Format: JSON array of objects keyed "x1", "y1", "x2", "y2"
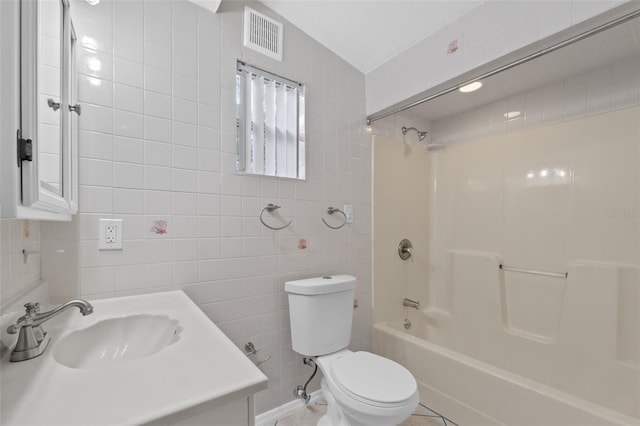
[{"x1": 6, "y1": 300, "x2": 94, "y2": 362}]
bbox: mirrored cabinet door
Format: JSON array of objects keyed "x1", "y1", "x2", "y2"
[
  {"x1": 38, "y1": 0, "x2": 63, "y2": 197},
  {"x1": 18, "y1": 0, "x2": 78, "y2": 218}
]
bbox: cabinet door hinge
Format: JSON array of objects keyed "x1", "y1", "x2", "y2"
[{"x1": 17, "y1": 129, "x2": 33, "y2": 166}]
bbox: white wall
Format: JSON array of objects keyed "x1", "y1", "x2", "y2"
[
  {"x1": 366, "y1": 0, "x2": 632, "y2": 115},
  {"x1": 0, "y1": 1, "x2": 42, "y2": 307},
  {"x1": 39, "y1": 0, "x2": 371, "y2": 413},
  {"x1": 0, "y1": 220, "x2": 42, "y2": 306}
]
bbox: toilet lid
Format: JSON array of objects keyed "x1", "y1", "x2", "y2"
[{"x1": 329, "y1": 352, "x2": 417, "y2": 404}]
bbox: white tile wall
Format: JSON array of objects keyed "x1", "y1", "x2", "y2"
[
  {"x1": 40, "y1": 0, "x2": 370, "y2": 414},
  {"x1": 0, "y1": 220, "x2": 42, "y2": 307},
  {"x1": 366, "y1": 0, "x2": 632, "y2": 115}
]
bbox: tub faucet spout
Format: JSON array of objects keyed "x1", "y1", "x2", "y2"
[
  {"x1": 6, "y1": 299, "x2": 94, "y2": 362},
  {"x1": 403, "y1": 298, "x2": 420, "y2": 310}
]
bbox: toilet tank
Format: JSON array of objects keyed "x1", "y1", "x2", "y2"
[{"x1": 285, "y1": 275, "x2": 356, "y2": 356}]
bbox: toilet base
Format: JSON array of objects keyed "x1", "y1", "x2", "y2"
[
  {"x1": 318, "y1": 376, "x2": 414, "y2": 426},
  {"x1": 320, "y1": 378, "x2": 351, "y2": 426},
  {"x1": 317, "y1": 414, "x2": 333, "y2": 426}
]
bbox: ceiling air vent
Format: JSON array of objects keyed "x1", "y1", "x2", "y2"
[{"x1": 243, "y1": 6, "x2": 283, "y2": 62}]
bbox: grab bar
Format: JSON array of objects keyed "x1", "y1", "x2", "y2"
[{"x1": 499, "y1": 264, "x2": 568, "y2": 279}]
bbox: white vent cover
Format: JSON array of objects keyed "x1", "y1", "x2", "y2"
[{"x1": 243, "y1": 6, "x2": 283, "y2": 62}]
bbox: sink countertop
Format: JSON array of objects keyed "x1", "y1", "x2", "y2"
[{"x1": 0, "y1": 291, "x2": 268, "y2": 426}]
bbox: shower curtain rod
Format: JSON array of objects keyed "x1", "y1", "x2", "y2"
[{"x1": 365, "y1": 6, "x2": 640, "y2": 125}]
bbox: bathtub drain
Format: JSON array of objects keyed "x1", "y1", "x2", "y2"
[{"x1": 403, "y1": 318, "x2": 411, "y2": 329}]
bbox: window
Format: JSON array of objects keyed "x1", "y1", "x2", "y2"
[{"x1": 236, "y1": 61, "x2": 306, "y2": 180}]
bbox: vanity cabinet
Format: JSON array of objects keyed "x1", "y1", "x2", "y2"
[
  {"x1": 144, "y1": 396, "x2": 257, "y2": 426},
  {"x1": 0, "y1": 0, "x2": 78, "y2": 221}
]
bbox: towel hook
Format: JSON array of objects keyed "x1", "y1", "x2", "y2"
[
  {"x1": 260, "y1": 203, "x2": 292, "y2": 231},
  {"x1": 322, "y1": 207, "x2": 347, "y2": 230}
]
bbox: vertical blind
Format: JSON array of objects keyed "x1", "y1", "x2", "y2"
[{"x1": 236, "y1": 62, "x2": 306, "y2": 180}]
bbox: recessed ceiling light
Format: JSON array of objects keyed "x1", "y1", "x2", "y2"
[
  {"x1": 459, "y1": 81, "x2": 482, "y2": 93},
  {"x1": 86, "y1": 0, "x2": 100, "y2": 5},
  {"x1": 504, "y1": 111, "x2": 521, "y2": 119}
]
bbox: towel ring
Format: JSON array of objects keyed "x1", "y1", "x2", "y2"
[
  {"x1": 260, "y1": 203, "x2": 292, "y2": 231},
  {"x1": 322, "y1": 207, "x2": 347, "y2": 230}
]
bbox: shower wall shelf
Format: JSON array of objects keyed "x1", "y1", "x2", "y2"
[
  {"x1": 499, "y1": 264, "x2": 568, "y2": 279},
  {"x1": 259, "y1": 203, "x2": 292, "y2": 231}
]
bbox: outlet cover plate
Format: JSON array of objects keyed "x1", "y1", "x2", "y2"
[{"x1": 99, "y1": 219, "x2": 123, "y2": 250}]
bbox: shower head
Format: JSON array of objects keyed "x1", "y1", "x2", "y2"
[{"x1": 401, "y1": 126, "x2": 428, "y2": 141}]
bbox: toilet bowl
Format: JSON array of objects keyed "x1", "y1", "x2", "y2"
[
  {"x1": 315, "y1": 350, "x2": 419, "y2": 426},
  {"x1": 285, "y1": 275, "x2": 419, "y2": 426}
]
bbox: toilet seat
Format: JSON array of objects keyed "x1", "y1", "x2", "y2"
[{"x1": 329, "y1": 351, "x2": 417, "y2": 408}]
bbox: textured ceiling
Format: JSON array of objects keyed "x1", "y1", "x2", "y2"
[{"x1": 258, "y1": 0, "x2": 484, "y2": 74}]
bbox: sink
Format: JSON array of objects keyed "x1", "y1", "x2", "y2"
[
  {"x1": 53, "y1": 314, "x2": 180, "y2": 369},
  {"x1": 1, "y1": 289, "x2": 267, "y2": 426}
]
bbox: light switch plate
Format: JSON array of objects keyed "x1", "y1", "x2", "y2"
[
  {"x1": 343, "y1": 204, "x2": 354, "y2": 223},
  {"x1": 99, "y1": 219, "x2": 123, "y2": 250}
]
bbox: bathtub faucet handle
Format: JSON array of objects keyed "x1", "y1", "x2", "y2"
[{"x1": 398, "y1": 239, "x2": 413, "y2": 261}]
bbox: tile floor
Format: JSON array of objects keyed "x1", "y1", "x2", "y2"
[{"x1": 274, "y1": 401, "x2": 459, "y2": 426}]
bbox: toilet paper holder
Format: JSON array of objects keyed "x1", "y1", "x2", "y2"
[{"x1": 244, "y1": 342, "x2": 271, "y2": 366}]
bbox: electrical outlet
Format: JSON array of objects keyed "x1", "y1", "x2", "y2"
[
  {"x1": 99, "y1": 219, "x2": 123, "y2": 250},
  {"x1": 105, "y1": 225, "x2": 117, "y2": 243}
]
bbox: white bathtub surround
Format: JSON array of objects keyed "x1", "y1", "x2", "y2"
[
  {"x1": 0, "y1": 289, "x2": 267, "y2": 426},
  {"x1": 39, "y1": 0, "x2": 371, "y2": 413},
  {"x1": 424, "y1": 107, "x2": 639, "y2": 420},
  {"x1": 374, "y1": 322, "x2": 637, "y2": 426},
  {"x1": 373, "y1": 106, "x2": 640, "y2": 424}
]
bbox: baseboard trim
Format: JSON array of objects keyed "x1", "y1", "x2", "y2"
[{"x1": 255, "y1": 390, "x2": 324, "y2": 426}]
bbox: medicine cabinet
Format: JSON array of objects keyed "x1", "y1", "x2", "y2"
[{"x1": 0, "y1": 0, "x2": 78, "y2": 221}]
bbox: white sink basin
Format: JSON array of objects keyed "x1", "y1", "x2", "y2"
[
  {"x1": 53, "y1": 314, "x2": 180, "y2": 369},
  {"x1": 0, "y1": 289, "x2": 268, "y2": 426}
]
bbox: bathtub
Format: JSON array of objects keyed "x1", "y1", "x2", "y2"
[{"x1": 374, "y1": 321, "x2": 639, "y2": 426}]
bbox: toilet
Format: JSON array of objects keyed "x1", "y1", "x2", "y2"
[{"x1": 285, "y1": 275, "x2": 419, "y2": 426}]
